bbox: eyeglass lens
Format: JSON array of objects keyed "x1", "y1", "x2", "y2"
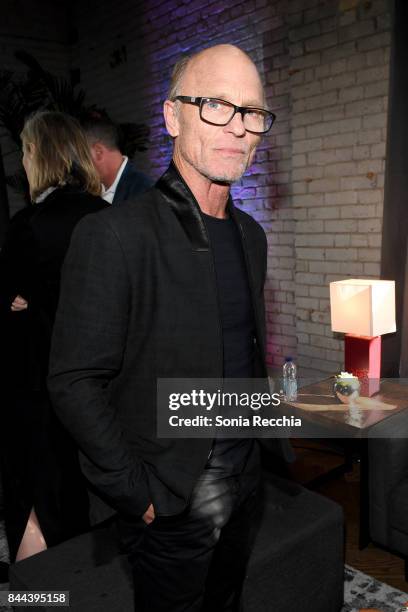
[{"x1": 201, "y1": 99, "x2": 272, "y2": 133}]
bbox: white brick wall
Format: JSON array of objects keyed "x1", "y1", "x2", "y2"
[{"x1": 287, "y1": 0, "x2": 390, "y2": 377}]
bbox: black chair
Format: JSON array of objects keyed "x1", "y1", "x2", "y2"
[
  {"x1": 368, "y1": 413, "x2": 408, "y2": 581},
  {"x1": 9, "y1": 477, "x2": 344, "y2": 612}
]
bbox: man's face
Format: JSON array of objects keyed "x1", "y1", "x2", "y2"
[{"x1": 167, "y1": 49, "x2": 264, "y2": 184}]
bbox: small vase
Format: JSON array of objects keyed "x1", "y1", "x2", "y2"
[{"x1": 333, "y1": 377, "x2": 361, "y2": 406}]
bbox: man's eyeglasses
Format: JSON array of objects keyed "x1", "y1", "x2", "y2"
[{"x1": 174, "y1": 96, "x2": 276, "y2": 134}]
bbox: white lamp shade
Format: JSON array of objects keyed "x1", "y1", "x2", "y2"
[{"x1": 330, "y1": 279, "x2": 396, "y2": 337}]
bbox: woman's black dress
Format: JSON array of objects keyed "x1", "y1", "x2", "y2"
[{"x1": 0, "y1": 185, "x2": 108, "y2": 560}]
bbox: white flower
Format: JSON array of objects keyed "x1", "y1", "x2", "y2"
[{"x1": 336, "y1": 371, "x2": 358, "y2": 379}]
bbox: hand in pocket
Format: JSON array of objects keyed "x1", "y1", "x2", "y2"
[{"x1": 142, "y1": 503, "x2": 155, "y2": 525}]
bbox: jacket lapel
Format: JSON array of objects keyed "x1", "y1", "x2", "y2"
[{"x1": 156, "y1": 162, "x2": 209, "y2": 251}]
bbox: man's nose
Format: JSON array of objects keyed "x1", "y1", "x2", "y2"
[{"x1": 225, "y1": 111, "x2": 246, "y2": 136}]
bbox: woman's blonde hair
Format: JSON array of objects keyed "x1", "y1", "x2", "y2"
[{"x1": 21, "y1": 111, "x2": 101, "y2": 201}]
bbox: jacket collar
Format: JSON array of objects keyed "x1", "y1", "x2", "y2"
[
  {"x1": 112, "y1": 159, "x2": 130, "y2": 204},
  {"x1": 156, "y1": 161, "x2": 239, "y2": 252}
]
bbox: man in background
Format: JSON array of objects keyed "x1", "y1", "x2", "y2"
[{"x1": 83, "y1": 116, "x2": 152, "y2": 204}]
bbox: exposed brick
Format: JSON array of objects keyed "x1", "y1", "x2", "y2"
[
  {"x1": 357, "y1": 129, "x2": 382, "y2": 145},
  {"x1": 358, "y1": 219, "x2": 382, "y2": 233},
  {"x1": 325, "y1": 191, "x2": 358, "y2": 205},
  {"x1": 363, "y1": 262, "x2": 381, "y2": 275},
  {"x1": 364, "y1": 80, "x2": 389, "y2": 98},
  {"x1": 291, "y1": 52, "x2": 322, "y2": 72},
  {"x1": 296, "y1": 233, "x2": 334, "y2": 246},
  {"x1": 296, "y1": 220, "x2": 324, "y2": 233},
  {"x1": 323, "y1": 106, "x2": 345, "y2": 122},
  {"x1": 325, "y1": 248, "x2": 358, "y2": 261},
  {"x1": 308, "y1": 149, "x2": 353, "y2": 165},
  {"x1": 323, "y1": 162, "x2": 358, "y2": 177},
  {"x1": 308, "y1": 208, "x2": 339, "y2": 220},
  {"x1": 291, "y1": 80, "x2": 322, "y2": 100},
  {"x1": 357, "y1": 31, "x2": 391, "y2": 52},
  {"x1": 321, "y1": 40, "x2": 357, "y2": 63},
  {"x1": 339, "y1": 85, "x2": 368, "y2": 102},
  {"x1": 370, "y1": 142, "x2": 386, "y2": 158},
  {"x1": 296, "y1": 247, "x2": 326, "y2": 260},
  {"x1": 339, "y1": 18, "x2": 376, "y2": 43},
  {"x1": 340, "y1": 176, "x2": 377, "y2": 190},
  {"x1": 340, "y1": 204, "x2": 376, "y2": 218},
  {"x1": 350, "y1": 235, "x2": 368, "y2": 247},
  {"x1": 345, "y1": 98, "x2": 384, "y2": 117},
  {"x1": 305, "y1": 31, "x2": 338, "y2": 52},
  {"x1": 308, "y1": 177, "x2": 340, "y2": 193},
  {"x1": 322, "y1": 136, "x2": 357, "y2": 152},
  {"x1": 292, "y1": 138, "x2": 323, "y2": 154},
  {"x1": 325, "y1": 219, "x2": 358, "y2": 233},
  {"x1": 363, "y1": 112, "x2": 388, "y2": 130},
  {"x1": 292, "y1": 166, "x2": 324, "y2": 181},
  {"x1": 303, "y1": 91, "x2": 338, "y2": 111},
  {"x1": 334, "y1": 235, "x2": 351, "y2": 247},
  {"x1": 289, "y1": 21, "x2": 321, "y2": 42},
  {"x1": 321, "y1": 72, "x2": 356, "y2": 92},
  {"x1": 358, "y1": 248, "x2": 381, "y2": 262},
  {"x1": 292, "y1": 193, "x2": 325, "y2": 207},
  {"x1": 368, "y1": 234, "x2": 382, "y2": 248}
]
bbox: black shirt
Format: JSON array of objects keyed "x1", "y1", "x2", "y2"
[
  {"x1": 202, "y1": 212, "x2": 256, "y2": 470},
  {"x1": 203, "y1": 212, "x2": 255, "y2": 378}
]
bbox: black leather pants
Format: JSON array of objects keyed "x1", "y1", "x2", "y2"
[{"x1": 117, "y1": 443, "x2": 260, "y2": 612}]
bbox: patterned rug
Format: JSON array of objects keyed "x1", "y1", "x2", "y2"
[
  {"x1": 342, "y1": 565, "x2": 408, "y2": 611},
  {"x1": 0, "y1": 524, "x2": 407, "y2": 612}
]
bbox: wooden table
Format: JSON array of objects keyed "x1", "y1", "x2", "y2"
[{"x1": 280, "y1": 377, "x2": 408, "y2": 548}]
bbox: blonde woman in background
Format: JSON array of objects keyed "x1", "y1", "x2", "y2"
[{"x1": 0, "y1": 111, "x2": 108, "y2": 563}]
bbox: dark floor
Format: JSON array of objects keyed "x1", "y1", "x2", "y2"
[{"x1": 288, "y1": 439, "x2": 407, "y2": 593}]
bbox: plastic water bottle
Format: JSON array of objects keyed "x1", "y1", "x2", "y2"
[{"x1": 283, "y1": 357, "x2": 297, "y2": 401}]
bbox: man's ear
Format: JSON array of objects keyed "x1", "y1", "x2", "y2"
[
  {"x1": 163, "y1": 100, "x2": 180, "y2": 138},
  {"x1": 91, "y1": 142, "x2": 105, "y2": 162}
]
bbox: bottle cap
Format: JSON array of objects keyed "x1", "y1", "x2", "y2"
[{"x1": 284, "y1": 356, "x2": 293, "y2": 362}]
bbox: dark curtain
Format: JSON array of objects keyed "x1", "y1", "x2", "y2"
[
  {"x1": 380, "y1": 0, "x2": 408, "y2": 377},
  {"x1": 0, "y1": 142, "x2": 10, "y2": 248}
]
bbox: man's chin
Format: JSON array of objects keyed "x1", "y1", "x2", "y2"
[{"x1": 205, "y1": 166, "x2": 247, "y2": 185}]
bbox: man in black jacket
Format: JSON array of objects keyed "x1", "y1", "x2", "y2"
[
  {"x1": 49, "y1": 44, "x2": 292, "y2": 611},
  {"x1": 83, "y1": 116, "x2": 152, "y2": 204}
]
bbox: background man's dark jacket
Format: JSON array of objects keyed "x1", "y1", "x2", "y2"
[
  {"x1": 48, "y1": 162, "x2": 293, "y2": 520},
  {"x1": 113, "y1": 159, "x2": 153, "y2": 205}
]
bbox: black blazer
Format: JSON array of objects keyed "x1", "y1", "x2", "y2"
[
  {"x1": 0, "y1": 185, "x2": 108, "y2": 389},
  {"x1": 112, "y1": 160, "x2": 153, "y2": 205},
  {"x1": 48, "y1": 163, "x2": 294, "y2": 520}
]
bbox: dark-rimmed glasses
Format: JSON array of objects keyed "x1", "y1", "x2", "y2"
[{"x1": 174, "y1": 96, "x2": 275, "y2": 134}]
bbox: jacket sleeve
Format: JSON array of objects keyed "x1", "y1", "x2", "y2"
[{"x1": 48, "y1": 213, "x2": 150, "y2": 517}]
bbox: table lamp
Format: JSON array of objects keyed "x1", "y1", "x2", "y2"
[{"x1": 329, "y1": 279, "x2": 396, "y2": 396}]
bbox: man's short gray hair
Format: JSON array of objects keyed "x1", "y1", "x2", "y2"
[
  {"x1": 167, "y1": 54, "x2": 192, "y2": 101},
  {"x1": 167, "y1": 45, "x2": 267, "y2": 108}
]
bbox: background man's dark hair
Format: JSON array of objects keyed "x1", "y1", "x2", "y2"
[{"x1": 82, "y1": 114, "x2": 123, "y2": 152}]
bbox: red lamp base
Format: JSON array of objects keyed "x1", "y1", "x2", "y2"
[{"x1": 344, "y1": 334, "x2": 381, "y2": 396}]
